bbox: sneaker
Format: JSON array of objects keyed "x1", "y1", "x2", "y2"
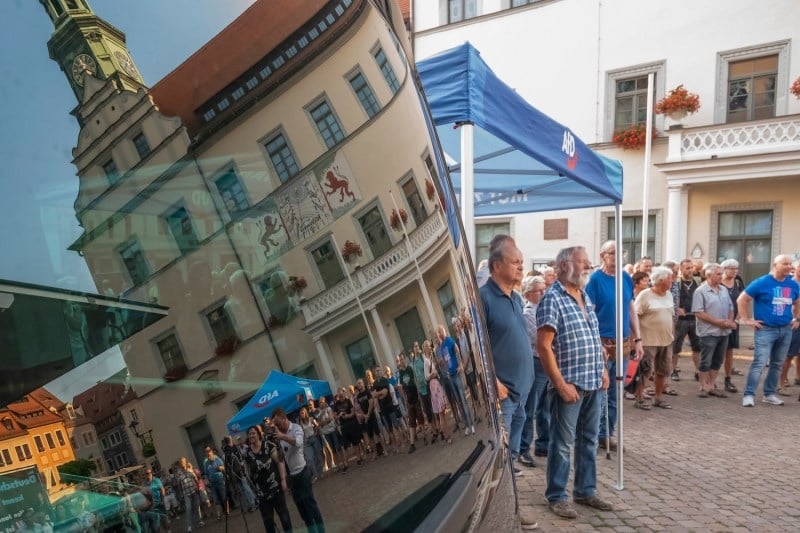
[
  {"x1": 518, "y1": 452, "x2": 537, "y2": 467},
  {"x1": 574, "y1": 495, "x2": 614, "y2": 512},
  {"x1": 534, "y1": 448, "x2": 548, "y2": 457},
  {"x1": 762, "y1": 394, "x2": 785, "y2": 405},
  {"x1": 408, "y1": 444, "x2": 416, "y2": 454},
  {"x1": 724, "y1": 379, "x2": 738, "y2": 393},
  {"x1": 465, "y1": 427, "x2": 471, "y2": 436},
  {"x1": 670, "y1": 370, "x2": 680, "y2": 382},
  {"x1": 742, "y1": 395, "x2": 755, "y2": 407},
  {"x1": 513, "y1": 466, "x2": 523, "y2": 476},
  {"x1": 548, "y1": 501, "x2": 578, "y2": 519},
  {"x1": 471, "y1": 425, "x2": 476, "y2": 435}
]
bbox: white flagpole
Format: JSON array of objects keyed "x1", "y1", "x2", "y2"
[
  {"x1": 388, "y1": 190, "x2": 438, "y2": 332},
  {"x1": 460, "y1": 122, "x2": 476, "y2": 263},
  {"x1": 330, "y1": 233, "x2": 380, "y2": 366},
  {"x1": 641, "y1": 73, "x2": 654, "y2": 258}
]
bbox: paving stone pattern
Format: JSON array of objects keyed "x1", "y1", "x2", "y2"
[{"x1": 514, "y1": 353, "x2": 800, "y2": 532}]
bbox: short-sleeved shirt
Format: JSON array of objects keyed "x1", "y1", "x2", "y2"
[
  {"x1": 479, "y1": 277, "x2": 533, "y2": 402},
  {"x1": 536, "y1": 280, "x2": 604, "y2": 390},
  {"x1": 522, "y1": 301, "x2": 539, "y2": 358},
  {"x1": 355, "y1": 387, "x2": 373, "y2": 417},
  {"x1": 585, "y1": 269, "x2": 634, "y2": 338},
  {"x1": 245, "y1": 438, "x2": 281, "y2": 500},
  {"x1": 692, "y1": 283, "x2": 733, "y2": 337},
  {"x1": 745, "y1": 274, "x2": 800, "y2": 327},
  {"x1": 373, "y1": 377, "x2": 393, "y2": 413},
  {"x1": 635, "y1": 289, "x2": 675, "y2": 347},
  {"x1": 176, "y1": 468, "x2": 197, "y2": 495},
  {"x1": 398, "y1": 366, "x2": 419, "y2": 402},
  {"x1": 149, "y1": 477, "x2": 164, "y2": 505},
  {"x1": 279, "y1": 422, "x2": 306, "y2": 475},
  {"x1": 438, "y1": 336, "x2": 460, "y2": 376},
  {"x1": 203, "y1": 455, "x2": 225, "y2": 484}
]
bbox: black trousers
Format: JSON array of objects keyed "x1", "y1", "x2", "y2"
[
  {"x1": 258, "y1": 490, "x2": 292, "y2": 533},
  {"x1": 288, "y1": 465, "x2": 325, "y2": 533}
]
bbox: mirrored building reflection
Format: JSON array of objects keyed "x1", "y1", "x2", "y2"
[{"x1": 31, "y1": 0, "x2": 515, "y2": 530}]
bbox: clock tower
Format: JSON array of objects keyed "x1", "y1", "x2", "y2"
[{"x1": 41, "y1": 0, "x2": 145, "y2": 102}]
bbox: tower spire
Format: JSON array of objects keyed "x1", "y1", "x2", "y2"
[{"x1": 41, "y1": 0, "x2": 145, "y2": 102}]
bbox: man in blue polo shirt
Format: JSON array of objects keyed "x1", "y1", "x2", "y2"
[
  {"x1": 585, "y1": 240, "x2": 643, "y2": 451},
  {"x1": 537, "y1": 245, "x2": 612, "y2": 519},
  {"x1": 737, "y1": 254, "x2": 800, "y2": 407},
  {"x1": 479, "y1": 236, "x2": 533, "y2": 464}
]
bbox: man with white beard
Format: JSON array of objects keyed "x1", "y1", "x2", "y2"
[{"x1": 536, "y1": 246, "x2": 612, "y2": 519}]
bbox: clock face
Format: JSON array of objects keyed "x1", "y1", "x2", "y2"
[
  {"x1": 114, "y1": 51, "x2": 138, "y2": 78},
  {"x1": 71, "y1": 53, "x2": 96, "y2": 86}
]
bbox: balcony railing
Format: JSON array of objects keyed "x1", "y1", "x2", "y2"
[
  {"x1": 301, "y1": 212, "x2": 445, "y2": 325},
  {"x1": 666, "y1": 114, "x2": 800, "y2": 163}
]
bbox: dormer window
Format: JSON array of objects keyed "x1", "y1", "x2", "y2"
[{"x1": 1, "y1": 418, "x2": 12, "y2": 430}]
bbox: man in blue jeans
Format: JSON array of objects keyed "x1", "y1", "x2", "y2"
[
  {"x1": 537, "y1": 246, "x2": 612, "y2": 519},
  {"x1": 479, "y1": 236, "x2": 533, "y2": 466},
  {"x1": 518, "y1": 275, "x2": 549, "y2": 468},
  {"x1": 585, "y1": 240, "x2": 643, "y2": 451},
  {"x1": 737, "y1": 254, "x2": 800, "y2": 407},
  {"x1": 436, "y1": 324, "x2": 476, "y2": 435}
]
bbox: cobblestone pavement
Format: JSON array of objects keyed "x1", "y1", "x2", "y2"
[{"x1": 515, "y1": 352, "x2": 800, "y2": 532}]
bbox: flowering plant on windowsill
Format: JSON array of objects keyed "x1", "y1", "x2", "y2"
[
  {"x1": 654, "y1": 84, "x2": 701, "y2": 118},
  {"x1": 214, "y1": 336, "x2": 239, "y2": 357},
  {"x1": 341, "y1": 240, "x2": 363, "y2": 263},
  {"x1": 425, "y1": 179, "x2": 436, "y2": 201},
  {"x1": 612, "y1": 124, "x2": 658, "y2": 151},
  {"x1": 287, "y1": 276, "x2": 307, "y2": 296},
  {"x1": 791, "y1": 76, "x2": 800, "y2": 99},
  {"x1": 389, "y1": 208, "x2": 409, "y2": 231}
]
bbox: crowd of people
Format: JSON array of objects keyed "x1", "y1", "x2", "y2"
[{"x1": 477, "y1": 234, "x2": 800, "y2": 522}]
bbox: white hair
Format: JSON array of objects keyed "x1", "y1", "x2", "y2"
[{"x1": 650, "y1": 266, "x2": 673, "y2": 285}]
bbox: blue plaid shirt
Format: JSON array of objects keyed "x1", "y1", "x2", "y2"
[{"x1": 536, "y1": 280, "x2": 604, "y2": 390}]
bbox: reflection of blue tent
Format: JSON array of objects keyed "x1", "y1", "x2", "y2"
[
  {"x1": 227, "y1": 371, "x2": 332, "y2": 434},
  {"x1": 417, "y1": 42, "x2": 623, "y2": 217}
]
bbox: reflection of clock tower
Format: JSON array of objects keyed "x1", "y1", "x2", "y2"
[{"x1": 41, "y1": 0, "x2": 144, "y2": 102}]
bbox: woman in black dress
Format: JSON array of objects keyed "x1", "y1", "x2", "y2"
[{"x1": 244, "y1": 424, "x2": 292, "y2": 533}]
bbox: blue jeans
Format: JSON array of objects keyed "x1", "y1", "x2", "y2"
[
  {"x1": 520, "y1": 358, "x2": 550, "y2": 455},
  {"x1": 449, "y1": 374, "x2": 474, "y2": 427},
  {"x1": 546, "y1": 387, "x2": 601, "y2": 503},
  {"x1": 598, "y1": 357, "x2": 627, "y2": 440},
  {"x1": 744, "y1": 325, "x2": 793, "y2": 397},
  {"x1": 500, "y1": 389, "x2": 529, "y2": 459}
]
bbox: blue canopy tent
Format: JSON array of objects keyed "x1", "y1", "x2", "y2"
[
  {"x1": 227, "y1": 371, "x2": 332, "y2": 434},
  {"x1": 417, "y1": 42, "x2": 628, "y2": 489}
]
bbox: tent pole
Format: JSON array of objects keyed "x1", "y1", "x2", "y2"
[
  {"x1": 330, "y1": 234, "x2": 381, "y2": 374},
  {"x1": 614, "y1": 201, "x2": 625, "y2": 491},
  {"x1": 460, "y1": 122, "x2": 476, "y2": 264},
  {"x1": 641, "y1": 72, "x2": 655, "y2": 258}
]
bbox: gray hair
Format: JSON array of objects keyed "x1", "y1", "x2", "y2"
[
  {"x1": 554, "y1": 246, "x2": 585, "y2": 275},
  {"x1": 488, "y1": 236, "x2": 515, "y2": 273},
  {"x1": 521, "y1": 275, "x2": 545, "y2": 294},
  {"x1": 539, "y1": 266, "x2": 554, "y2": 276},
  {"x1": 703, "y1": 262, "x2": 721, "y2": 276},
  {"x1": 662, "y1": 260, "x2": 677, "y2": 269},
  {"x1": 650, "y1": 266, "x2": 673, "y2": 285},
  {"x1": 599, "y1": 240, "x2": 615, "y2": 255},
  {"x1": 720, "y1": 258, "x2": 739, "y2": 269}
]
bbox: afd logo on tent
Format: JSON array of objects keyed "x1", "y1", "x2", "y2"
[
  {"x1": 253, "y1": 389, "x2": 279, "y2": 408},
  {"x1": 562, "y1": 130, "x2": 578, "y2": 170}
]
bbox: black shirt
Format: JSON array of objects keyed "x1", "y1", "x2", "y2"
[
  {"x1": 678, "y1": 278, "x2": 698, "y2": 316},
  {"x1": 398, "y1": 366, "x2": 418, "y2": 402},
  {"x1": 373, "y1": 377, "x2": 393, "y2": 413}
]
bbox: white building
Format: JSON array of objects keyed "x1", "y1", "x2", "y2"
[{"x1": 412, "y1": 0, "x2": 800, "y2": 280}]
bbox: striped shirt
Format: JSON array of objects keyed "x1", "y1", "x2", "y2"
[{"x1": 536, "y1": 280, "x2": 604, "y2": 390}]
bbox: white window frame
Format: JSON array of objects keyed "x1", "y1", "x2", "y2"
[
  {"x1": 714, "y1": 40, "x2": 790, "y2": 123},
  {"x1": 605, "y1": 61, "x2": 665, "y2": 142}
]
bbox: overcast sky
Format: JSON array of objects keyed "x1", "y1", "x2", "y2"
[{"x1": 0, "y1": 0, "x2": 255, "y2": 400}]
